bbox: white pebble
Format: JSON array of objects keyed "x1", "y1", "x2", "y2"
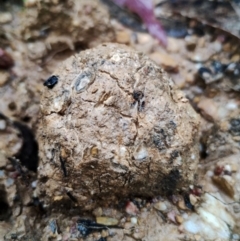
[
  {"x1": 131, "y1": 217, "x2": 138, "y2": 224},
  {"x1": 206, "y1": 170, "x2": 214, "y2": 177},
  {"x1": 31, "y1": 180, "x2": 38, "y2": 188},
  {"x1": 224, "y1": 164, "x2": 231, "y2": 173},
  {"x1": 5, "y1": 178, "x2": 14, "y2": 187},
  {"x1": 232, "y1": 234, "x2": 240, "y2": 240},
  {"x1": 134, "y1": 145, "x2": 148, "y2": 161},
  {"x1": 226, "y1": 101, "x2": 238, "y2": 110},
  {"x1": 0, "y1": 120, "x2": 6, "y2": 130}
]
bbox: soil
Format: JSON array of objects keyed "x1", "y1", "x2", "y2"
[{"x1": 0, "y1": 0, "x2": 240, "y2": 241}]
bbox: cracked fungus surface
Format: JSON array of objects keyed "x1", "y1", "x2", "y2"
[{"x1": 38, "y1": 43, "x2": 200, "y2": 210}]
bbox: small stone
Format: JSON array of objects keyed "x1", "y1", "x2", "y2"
[
  {"x1": 231, "y1": 54, "x2": 240, "y2": 62},
  {"x1": 31, "y1": 180, "x2": 38, "y2": 189},
  {"x1": 0, "y1": 71, "x2": 10, "y2": 87},
  {"x1": 194, "y1": 234, "x2": 201, "y2": 241},
  {"x1": 0, "y1": 152, "x2": 7, "y2": 168},
  {"x1": 232, "y1": 234, "x2": 240, "y2": 240},
  {"x1": 153, "y1": 201, "x2": 167, "y2": 212},
  {"x1": 137, "y1": 33, "x2": 153, "y2": 45},
  {"x1": 190, "y1": 53, "x2": 208, "y2": 62},
  {"x1": 96, "y1": 217, "x2": 118, "y2": 226},
  {"x1": 133, "y1": 229, "x2": 145, "y2": 239},
  {"x1": 167, "y1": 210, "x2": 176, "y2": 223},
  {"x1": 101, "y1": 229, "x2": 109, "y2": 238},
  {"x1": 172, "y1": 73, "x2": 186, "y2": 88},
  {"x1": 189, "y1": 194, "x2": 198, "y2": 206},
  {"x1": 5, "y1": 178, "x2": 14, "y2": 187},
  {"x1": 124, "y1": 222, "x2": 135, "y2": 232},
  {"x1": 175, "y1": 215, "x2": 183, "y2": 224},
  {"x1": 24, "y1": 0, "x2": 38, "y2": 7},
  {"x1": 230, "y1": 163, "x2": 238, "y2": 173},
  {"x1": 190, "y1": 41, "x2": 222, "y2": 63},
  {"x1": 92, "y1": 207, "x2": 103, "y2": 217},
  {"x1": 224, "y1": 164, "x2": 231, "y2": 175},
  {"x1": 0, "y1": 120, "x2": 6, "y2": 130},
  {"x1": 5, "y1": 164, "x2": 14, "y2": 172},
  {"x1": 149, "y1": 52, "x2": 178, "y2": 72},
  {"x1": 223, "y1": 42, "x2": 231, "y2": 51},
  {"x1": 185, "y1": 35, "x2": 197, "y2": 51},
  {"x1": 90, "y1": 146, "x2": 99, "y2": 158},
  {"x1": 116, "y1": 31, "x2": 130, "y2": 44},
  {"x1": 27, "y1": 41, "x2": 47, "y2": 59},
  {"x1": 125, "y1": 201, "x2": 139, "y2": 216},
  {"x1": 167, "y1": 37, "x2": 180, "y2": 53},
  {"x1": 0, "y1": 12, "x2": 12, "y2": 23},
  {"x1": 197, "y1": 98, "x2": 218, "y2": 121},
  {"x1": 13, "y1": 206, "x2": 21, "y2": 217},
  {"x1": 212, "y1": 175, "x2": 235, "y2": 198},
  {"x1": 177, "y1": 199, "x2": 187, "y2": 210},
  {"x1": 22, "y1": 191, "x2": 32, "y2": 205},
  {"x1": 185, "y1": 71, "x2": 195, "y2": 83},
  {"x1": 54, "y1": 196, "x2": 63, "y2": 201},
  {"x1": 130, "y1": 217, "x2": 138, "y2": 224}
]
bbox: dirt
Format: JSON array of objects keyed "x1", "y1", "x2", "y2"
[{"x1": 0, "y1": 0, "x2": 240, "y2": 241}]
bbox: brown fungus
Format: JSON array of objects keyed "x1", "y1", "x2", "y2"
[{"x1": 37, "y1": 43, "x2": 200, "y2": 210}]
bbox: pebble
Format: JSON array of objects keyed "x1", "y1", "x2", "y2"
[
  {"x1": 231, "y1": 54, "x2": 240, "y2": 62},
  {"x1": 92, "y1": 207, "x2": 103, "y2": 217},
  {"x1": 54, "y1": 196, "x2": 63, "y2": 201},
  {"x1": 0, "y1": 170, "x2": 5, "y2": 179},
  {"x1": 123, "y1": 221, "x2": 135, "y2": 233},
  {"x1": 137, "y1": 33, "x2": 153, "y2": 45},
  {"x1": 185, "y1": 35, "x2": 197, "y2": 51},
  {"x1": 153, "y1": 201, "x2": 167, "y2": 212},
  {"x1": 175, "y1": 215, "x2": 183, "y2": 224},
  {"x1": 232, "y1": 234, "x2": 240, "y2": 240},
  {"x1": 133, "y1": 229, "x2": 145, "y2": 239},
  {"x1": 24, "y1": 0, "x2": 38, "y2": 7},
  {"x1": 177, "y1": 199, "x2": 187, "y2": 210},
  {"x1": 190, "y1": 41, "x2": 222, "y2": 63},
  {"x1": 13, "y1": 206, "x2": 21, "y2": 217},
  {"x1": 130, "y1": 217, "x2": 138, "y2": 224},
  {"x1": 149, "y1": 52, "x2": 178, "y2": 72},
  {"x1": 0, "y1": 152, "x2": 7, "y2": 168},
  {"x1": 96, "y1": 217, "x2": 118, "y2": 226},
  {"x1": 27, "y1": 41, "x2": 47, "y2": 59},
  {"x1": 212, "y1": 175, "x2": 235, "y2": 198},
  {"x1": 0, "y1": 119, "x2": 6, "y2": 130},
  {"x1": 189, "y1": 194, "x2": 198, "y2": 206},
  {"x1": 116, "y1": 31, "x2": 130, "y2": 44},
  {"x1": 224, "y1": 164, "x2": 232, "y2": 175},
  {"x1": 22, "y1": 191, "x2": 32, "y2": 205},
  {"x1": 230, "y1": 163, "x2": 238, "y2": 173},
  {"x1": 172, "y1": 73, "x2": 186, "y2": 88},
  {"x1": 0, "y1": 12, "x2": 12, "y2": 24},
  {"x1": 31, "y1": 180, "x2": 38, "y2": 189},
  {"x1": 101, "y1": 229, "x2": 109, "y2": 238},
  {"x1": 0, "y1": 71, "x2": 10, "y2": 87},
  {"x1": 5, "y1": 178, "x2": 14, "y2": 187},
  {"x1": 167, "y1": 210, "x2": 176, "y2": 223},
  {"x1": 233, "y1": 203, "x2": 240, "y2": 213},
  {"x1": 5, "y1": 164, "x2": 14, "y2": 172},
  {"x1": 125, "y1": 201, "x2": 139, "y2": 216}
]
